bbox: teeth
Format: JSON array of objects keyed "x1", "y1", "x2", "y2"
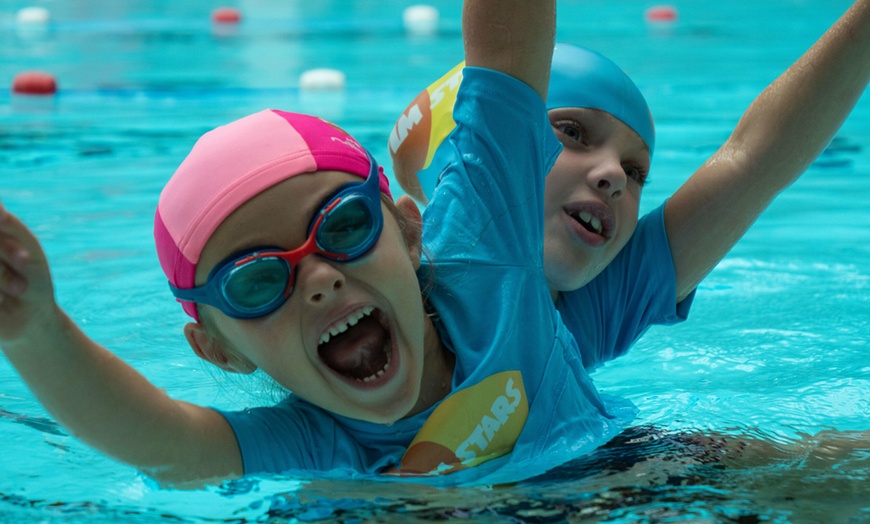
[
  {"x1": 359, "y1": 362, "x2": 390, "y2": 383},
  {"x1": 590, "y1": 216, "x2": 602, "y2": 234},
  {"x1": 319, "y1": 306, "x2": 375, "y2": 346},
  {"x1": 576, "y1": 211, "x2": 603, "y2": 234}
]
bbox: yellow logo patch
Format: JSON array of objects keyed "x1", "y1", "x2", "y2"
[{"x1": 392, "y1": 370, "x2": 528, "y2": 475}]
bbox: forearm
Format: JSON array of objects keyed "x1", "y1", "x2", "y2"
[
  {"x1": 2, "y1": 306, "x2": 235, "y2": 483},
  {"x1": 728, "y1": 0, "x2": 870, "y2": 192},
  {"x1": 462, "y1": 0, "x2": 555, "y2": 99},
  {"x1": 1, "y1": 203, "x2": 239, "y2": 486},
  {"x1": 667, "y1": 0, "x2": 870, "y2": 300}
]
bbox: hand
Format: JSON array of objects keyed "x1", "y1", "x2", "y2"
[{"x1": 0, "y1": 202, "x2": 57, "y2": 347}]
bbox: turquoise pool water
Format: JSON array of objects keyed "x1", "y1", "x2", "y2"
[{"x1": 2, "y1": 0, "x2": 869, "y2": 522}]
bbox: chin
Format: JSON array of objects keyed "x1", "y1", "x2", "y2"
[
  {"x1": 362, "y1": 383, "x2": 422, "y2": 425},
  {"x1": 545, "y1": 259, "x2": 594, "y2": 293},
  {"x1": 362, "y1": 402, "x2": 414, "y2": 425}
]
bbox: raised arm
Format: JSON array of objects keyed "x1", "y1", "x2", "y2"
[
  {"x1": 0, "y1": 203, "x2": 240, "y2": 487},
  {"x1": 666, "y1": 0, "x2": 870, "y2": 301},
  {"x1": 462, "y1": 0, "x2": 555, "y2": 99}
]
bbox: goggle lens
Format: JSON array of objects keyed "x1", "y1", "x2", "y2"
[
  {"x1": 224, "y1": 257, "x2": 290, "y2": 314},
  {"x1": 316, "y1": 196, "x2": 377, "y2": 254}
]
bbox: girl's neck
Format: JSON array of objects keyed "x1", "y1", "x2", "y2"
[{"x1": 407, "y1": 312, "x2": 454, "y2": 417}]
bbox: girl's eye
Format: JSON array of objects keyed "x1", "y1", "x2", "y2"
[
  {"x1": 318, "y1": 199, "x2": 371, "y2": 251},
  {"x1": 226, "y1": 259, "x2": 288, "y2": 310},
  {"x1": 624, "y1": 164, "x2": 649, "y2": 186},
  {"x1": 552, "y1": 120, "x2": 587, "y2": 144}
]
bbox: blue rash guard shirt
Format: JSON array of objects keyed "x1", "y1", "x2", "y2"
[{"x1": 218, "y1": 67, "x2": 637, "y2": 484}]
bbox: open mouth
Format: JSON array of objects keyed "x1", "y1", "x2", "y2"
[
  {"x1": 317, "y1": 306, "x2": 393, "y2": 384},
  {"x1": 569, "y1": 210, "x2": 604, "y2": 235}
]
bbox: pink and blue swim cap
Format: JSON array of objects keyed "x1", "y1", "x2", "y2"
[
  {"x1": 154, "y1": 109, "x2": 392, "y2": 320},
  {"x1": 389, "y1": 44, "x2": 654, "y2": 201}
]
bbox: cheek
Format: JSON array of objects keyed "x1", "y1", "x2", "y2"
[
  {"x1": 223, "y1": 314, "x2": 300, "y2": 366},
  {"x1": 545, "y1": 159, "x2": 576, "y2": 194},
  {"x1": 622, "y1": 189, "x2": 641, "y2": 221},
  {"x1": 220, "y1": 324, "x2": 271, "y2": 366},
  {"x1": 615, "y1": 198, "x2": 640, "y2": 245},
  {"x1": 544, "y1": 151, "x2": 595, "y2": 207},
  {"x1": 543, "y1": 173, "x2": 575, "y2": 221},
  {"x1": 375, "y1": 212, "x2": 420, "y2": 271}
]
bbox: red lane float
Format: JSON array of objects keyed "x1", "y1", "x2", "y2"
[
  {"x1": 645, "y1": 5, "x2": 678, "y2": 23},
  {"x1": 12, "y1": 71, "x2": 57, "y2": 95},
  {"x1": 212, "y1": 7, "x2": 242, "y2": 24}
]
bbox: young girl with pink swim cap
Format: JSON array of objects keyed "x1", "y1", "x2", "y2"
[
  {"x1": 2, "y1": 0, "x2": 869, "y2": 491},
  {"x1": 390, "y1": 0, "x2": 870, "y2": 373},
  {"x1": 0, "y1": 0, "x2": 642, "y2": 487}
]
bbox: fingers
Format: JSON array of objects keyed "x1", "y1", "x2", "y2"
[
  {"x1": 0, "y1": 251, "x2": 29, "y2": 299},
  {"x1": 0, "y1": 203, "x2": 33, "y2": 299},
  {"x1": 0, "y1": 201, "x2": 59, "y2": 349}
]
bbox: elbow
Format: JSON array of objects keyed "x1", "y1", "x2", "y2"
[{"x1": 139, "y1": 464, "x2": 238, "y2": 490}]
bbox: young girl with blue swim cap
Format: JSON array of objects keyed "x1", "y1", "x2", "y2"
[
  {"x1": 391, "y1": 0, "x2": 870, "y2": 372},
  {"x1": 0, "y1": 0, "x2": 640, "y2": 488}
]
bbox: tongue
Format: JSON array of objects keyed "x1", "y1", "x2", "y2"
[{"x1": 319, "y1": 316, "x2": 389, "y2": 380}]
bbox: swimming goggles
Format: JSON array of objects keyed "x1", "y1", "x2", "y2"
[{"x1": 170, "y1": 153, "x2": 384, "y2": 319}]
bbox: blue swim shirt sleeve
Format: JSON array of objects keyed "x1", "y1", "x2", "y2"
[
  {"x1": 215, "y1": 397, "x2": 408, "y2": 476},
  {"x1": 423, "y1": 67, "x2": 562, "y2": 265},
  {"x1": 217, "y1": 400, "x2": 329, "y2": 474},
  {"x1": 557, "y1": 202, "x2": 696, "y2": 370},
  {"x1": 420, "y1": 66, "x2": 565, "y2": 384}
]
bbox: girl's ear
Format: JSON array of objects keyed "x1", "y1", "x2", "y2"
[
  {"x1": 184, "y1": 322, "x2": 256, "y2": 374},
  {"x1": 395, "y1": 196, "x2": 423, "y2": 269}
]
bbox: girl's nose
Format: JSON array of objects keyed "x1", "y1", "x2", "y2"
[
  {"x1": 296, "y1": 257, "x2": 346, "y2": 305},
  {"x1": 588, "y1": 152, "x2": 627, "y2": 200}
]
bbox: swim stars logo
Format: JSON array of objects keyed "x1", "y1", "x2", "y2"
[
  {"x1": 388, "y1": 63, "x2": 464, "y2": 178},
  {"x1": 390, "y1": 370, "x2": 528, "y2": 475}
]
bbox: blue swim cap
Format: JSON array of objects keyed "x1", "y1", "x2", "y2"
[
  {"x1": 389, "y1": 44, "x2": 654, "y2": 203},
  {"x1": 548, "y1": 44, "x2": 655, "y2": 154}
]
